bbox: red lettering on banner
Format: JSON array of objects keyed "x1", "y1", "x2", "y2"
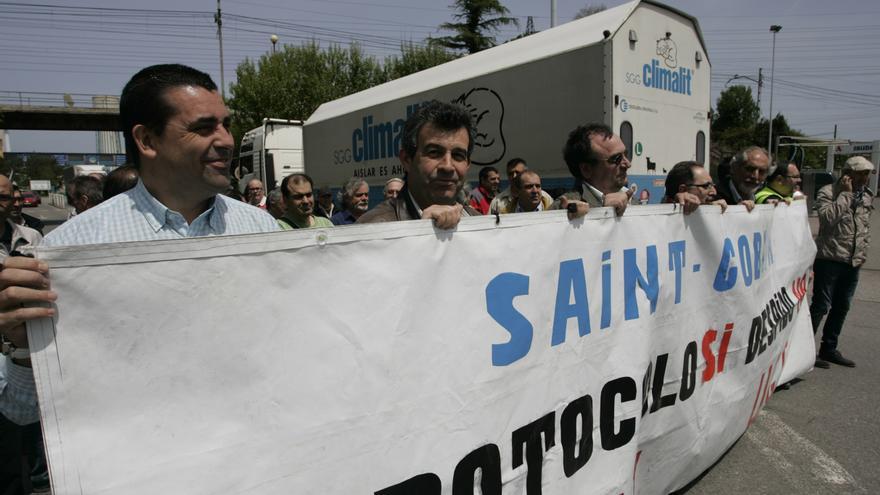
[{"x1": 701, "y1": 323, "x2": 734, "y2": 383}]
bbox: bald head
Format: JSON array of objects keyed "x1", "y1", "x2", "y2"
[{"x1": 0, "y1": 175, "x2": 14, "y2": 222}]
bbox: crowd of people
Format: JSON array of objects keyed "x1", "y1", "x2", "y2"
[{"x1": 0, "y1": 63, "x2": 874, "y2": 494}]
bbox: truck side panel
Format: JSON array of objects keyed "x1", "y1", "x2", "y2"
[{"x1": 304, "y1": 45, "x2": 605, "y2": 191}]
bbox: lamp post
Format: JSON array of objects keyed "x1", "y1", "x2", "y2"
[
  {"x1": 270, "y1": 34, "x2": 278, "y2": 54},
  {"x1": 768, "y1": 25, "x2": 781, "y2": 155}
]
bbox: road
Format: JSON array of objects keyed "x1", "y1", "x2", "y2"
[
  {"x1": 679, "y1": 202, "x2": 880, "y2": 495},
  {"x1": 21, "y1": 202, "x2": 69, "y2": 235}
]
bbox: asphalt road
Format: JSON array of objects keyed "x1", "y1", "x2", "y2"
[
  {"x1": 679, "y1": 201, "x2": 880, "y2": 495},
  {"x1": 21, "y1": 202, "x2": 69, "y2": 235}
]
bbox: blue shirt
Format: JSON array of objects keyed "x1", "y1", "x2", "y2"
[
  {"x1": 330, "y1": 210, "x2": 359, "y2": 226},
  {"x1": 43, "y1": 180, "x2": 279, "y2": 247},
  {"x1": 1, "y1": 180, "x2": 280, "y2": 425}
]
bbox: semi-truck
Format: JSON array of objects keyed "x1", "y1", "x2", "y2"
[
  {"x1": 237, "y1": 0, "x2": 711, "y2": 203},
  {"x1": 236, "y1": 118, "x2": 305, "y2": 191}
]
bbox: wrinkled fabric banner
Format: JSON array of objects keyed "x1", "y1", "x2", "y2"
[{"x1": 28, "y1": 203, "x2": 816, "y2": 495}]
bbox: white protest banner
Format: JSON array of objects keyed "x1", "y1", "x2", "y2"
[{"x1": 29, "y1": 203, "x2": 817, "y2": 495}]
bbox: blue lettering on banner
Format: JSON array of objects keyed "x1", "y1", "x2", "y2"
[
  {"x1": 713, "y1": 231, "x2": 771, "y2": 293},
  {"x1": 486, "y1": 241, "x2": 690, "y2": 367},
  {"x1": 486, "y1": 273, "x2": 533, "y2": 366},
  {"x1": 485, "y1": 232, "x2": 774, "y2": 366},
  {"x1": 642, "y1": 59, "x2": 692, "y2": 95},
  {"x1": 350, "y1": 102, "x2": 425, "y2": 163},
  {"x1": 552, "y1": 259, "x2": 591, "y2": 346}
]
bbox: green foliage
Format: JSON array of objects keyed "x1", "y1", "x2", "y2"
[
  {"x1": 713, "y1": 85, "x2": 760, "y2": 133},
  {"x1": 227, "y1": 42, "x2": 457, "y2": 145},
  {"x1": 711, "y1": 86, "x2": 825, "y2": 168},
  {"x1": 0, "y1": 155, "x2": 64, "y2": 189},
  {"x1": 0, "y1": 155, "x2": 63, "y2": 187},
  {"x1": 227, "y1": 42, "x2": 384, "y2": 145},
  {"x1": 383, "y1": 43, "x2": 459, "y2": 80},
  {"x1": 430, "y1": 0, "x2": 519, "y2": 54}
]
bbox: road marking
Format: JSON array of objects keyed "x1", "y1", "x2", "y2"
[{"x1": 747, "y1": 410, "x2": 865, "y2": 493}]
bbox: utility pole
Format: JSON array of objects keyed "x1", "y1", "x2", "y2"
[
  {"x1": 768, "y1": 25, "x2": 781, "y2": 155},
  {"x1": 525, "y1": 16, "x2": 535, "y2": 35},
  {"x1": 756, "y1": 67, "x2": 763, "y2": 110},
  {"x1": 215, "y1": 0, "x2": 226, "y2": 99},
  {"x1": 826, "y1": 124, "x2": 837, "y2": 172}
]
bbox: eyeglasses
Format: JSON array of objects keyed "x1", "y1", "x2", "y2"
[
  {"x1": 606, "y1": 153, "x2": 627, "y2": 166},
  {"x1": 687, "y1": 182, "x2": 715, "y2": 190},
  {"x1": 0, "y1": 195, "x2": 15, "y2": 202}
]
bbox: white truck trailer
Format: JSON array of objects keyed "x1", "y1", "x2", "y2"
[
  {"x1": 302, "y1": 0, "x2": 710, "y2": 203},
  {"x1": 236, "y1": 118, "x2": 305, "y2": 191}
]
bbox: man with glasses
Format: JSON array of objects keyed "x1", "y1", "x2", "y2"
[
  {"x1": 556, "y1": 124, "x2": 634, "y2": 216},
  {"x1": 10, "y1": 186, "x2": 44, "y2": 234},
  {"x1": 0, "y1": 176, "x2": 41, "y2": 260},
  {"x1": 755, "y1": 162, "x2": 801, "y2": 205},
  {"x1": 244, "y1": 178, "x2": 267, "y2": 209},
  {"x1": 662, "y1": 161, "x2": 728, "y2": 214},
  {"x1": 0, "y1": 174, "x2": 42, "y2": 495},
  {"x1": 716, "y1": 146, "x2": 770, "y2": 210}
]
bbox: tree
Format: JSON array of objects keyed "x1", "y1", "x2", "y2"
[
  {"x1": 383, "y1": 43, "x2": 458, "y2": 81},
  {"x1": 430, "y1": 0, "x2": 519, "y2": 54},
  {"x1": 713, "y1": 85, "x2": 760, "y2": 133},
  {"x1": 0, "y1": 155, "x2": 63, "y2": 188},
  {"x1": 710, "y1": 86, "x2": 824, "y2": 169},
  {"x1": 227, "y1": 42, "x2": 457, "y2": 146},
  {"x1": 573, "y1": 3, "x2": 607, "y2": 20},
  {"x1": 227, "y1": 42, "x2": 384, "y2": 145}
]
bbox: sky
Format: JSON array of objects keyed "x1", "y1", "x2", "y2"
[{"x1": 2, "y1": 0, "x2": 878, "y2": 154}]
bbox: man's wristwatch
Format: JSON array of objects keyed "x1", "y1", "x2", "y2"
[{"x1": 1, "y1": 334, "x2": 30, "y2": 360}]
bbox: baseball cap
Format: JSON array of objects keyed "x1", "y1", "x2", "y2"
[{"x1": 843, "y1": 156, "x2": 874, "y2": 172}]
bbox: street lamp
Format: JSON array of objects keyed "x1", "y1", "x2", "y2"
[
  {"x1": 270, "y1": 34, "x2": 279, "y2": 54},
  {"x1": 768, "y1": 25, "x2": 782, "y2": 155}
]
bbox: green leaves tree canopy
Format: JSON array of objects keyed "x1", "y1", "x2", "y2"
[{"x1": 430, "y1": 0, "x2": 519, "y2": 54}]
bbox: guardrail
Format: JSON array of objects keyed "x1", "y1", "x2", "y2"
[
  {"x1": 49, "y1": 193, "x2": 68, "y2": 209},
  {"x1": 0, "y1": 91, "x2": 118, "y2": 109}
]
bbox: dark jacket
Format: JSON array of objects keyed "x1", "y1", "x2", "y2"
[
  {"x1": 715, "y1": 176, "x2": 756, "y2": 205},
  {"x1": 358, "y1": 186, "x2": 479, "y2": 223}
]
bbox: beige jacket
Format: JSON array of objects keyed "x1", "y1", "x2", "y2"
[{"x1": 814, "y1": 183, "x2": 874, "y2": 267}]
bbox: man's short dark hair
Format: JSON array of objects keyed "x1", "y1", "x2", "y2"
[
  {"x1": 563, "y1": 123, "x2": 614, "y2": 180},
  {"x1": 664, "y1": 161, "x2": 702, "y2": 198},
  {"x1": 506, "y1": 158, "x2": 526, "y2": 173},
  {"x1": 120, "y1": 64, "x2": 217, "y2": 167},
  {"x1": 69, "y1": 175, "x2": 104, "y2": 206},
  {"x1": 103, "y1": 165, "x2": 139, "y2": 199},
  {"x1": 280, "y1": 173, "x2": 314, "y2": 199},
  {"x1": 767, "y1": 161, "x2": 795, "y2": 182},
  {"x1": 401, "y1": 100, "x2": 475, "y2": 158},
  {"x1": 478, "y1": 166, "x2": 499, "y2": 182}
]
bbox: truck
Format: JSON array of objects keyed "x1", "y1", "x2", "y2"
[
  {"x1": 235, "y1": 118, "x2": 304, "y2": 191},
  {"x1": 241, "y1": 0, "x2": 711, "y2": 204}
]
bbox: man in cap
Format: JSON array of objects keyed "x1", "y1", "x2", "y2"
[{"x1": 810, "y1": 156, "x2": 875, "y2": 368}]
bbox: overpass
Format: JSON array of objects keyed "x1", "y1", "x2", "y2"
[{"x1": 0, "y1": 91, "x2": 121, "y2": 131}]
